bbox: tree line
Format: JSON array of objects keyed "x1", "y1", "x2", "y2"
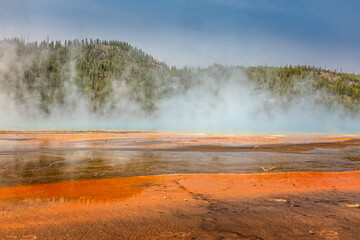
[{"x1": 1, "y1": 38, "x2": 359, "y2": 114}]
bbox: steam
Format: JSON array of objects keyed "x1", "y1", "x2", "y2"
[
  {"x1": 0, "y1": 41, "x2": 359, "y2": 133},
  {"x1": 149, "y1": 69, "x2": 360, "y2": 133}
]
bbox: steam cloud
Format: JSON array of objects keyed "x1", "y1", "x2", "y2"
[{"x1": 0, "y1": 41, "x2": 359, "y2": 133}]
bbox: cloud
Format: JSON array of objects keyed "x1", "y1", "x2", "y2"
[{"x1": 0, "y1": 0, "x2": 359, "y2": 73}]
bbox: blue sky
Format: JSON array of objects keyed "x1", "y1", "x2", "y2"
[{"x1": 1, "y1": 0, "x2": 359, "y2": 72}]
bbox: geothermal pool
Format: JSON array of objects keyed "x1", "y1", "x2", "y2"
[{"x1": 0, "y1": 131, "x2": 359, "y2": 239}]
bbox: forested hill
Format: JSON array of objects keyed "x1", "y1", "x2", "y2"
[{"x1": 1, "y1": 38, "x2": 359, "y2": 115}]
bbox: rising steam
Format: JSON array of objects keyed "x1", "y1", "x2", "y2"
[{"x1": 0, "y1": 41, "x2": 359, "y2": 133}]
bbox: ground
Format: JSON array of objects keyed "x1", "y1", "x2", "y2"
[{"x1": 0, "y1": 132, "x2": 359, "y2": 239}]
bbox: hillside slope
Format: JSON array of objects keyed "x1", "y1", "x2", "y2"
[{"x1": 0, "y1": 38, "x2": 359, "y2": 116}]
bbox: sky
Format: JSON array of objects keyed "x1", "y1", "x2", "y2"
[{"x1": 0, "y1": 0, "x2": 359, "y2": 73}]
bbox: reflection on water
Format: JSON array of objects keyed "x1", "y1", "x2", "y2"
[
  {"x1": 76, "y1": 153, "x2": 114, "y2": 180},
  {"x1": 0, "y1": 147, "x2": 359, "y2": 188}
]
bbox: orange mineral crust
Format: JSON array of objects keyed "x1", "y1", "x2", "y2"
[
  {"x1": 180, "y1": 171, "x2": 360, "y2": 199},
  {"x1": 0, "y1": 131, "x2": 359, "y2": 153},
  {"x1": 1, "y1": 172, "x2": 360, "y2": 239},
  {"x1": 0, "y1": 130, "x2": 357, "y2": 145},
  {"x1": 0, "y1": 172, "x2": 359, "y2": 202}
]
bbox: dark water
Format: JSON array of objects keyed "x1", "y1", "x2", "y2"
[{"x1": 0, "y1": 138, "x2": 359, "y2": 187}]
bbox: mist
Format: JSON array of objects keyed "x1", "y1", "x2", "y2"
[{"x1": 0, "y1": 40, "x2": 359, "y2": 134}]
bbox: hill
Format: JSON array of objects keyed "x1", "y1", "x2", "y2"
[{"x1": 0, "y1": 38, "x2": 359, "y2": 116}]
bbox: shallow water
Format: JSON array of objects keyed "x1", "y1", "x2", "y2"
[{"x1": 0, "y1": 132, "x2": 359, "y2": 187}]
